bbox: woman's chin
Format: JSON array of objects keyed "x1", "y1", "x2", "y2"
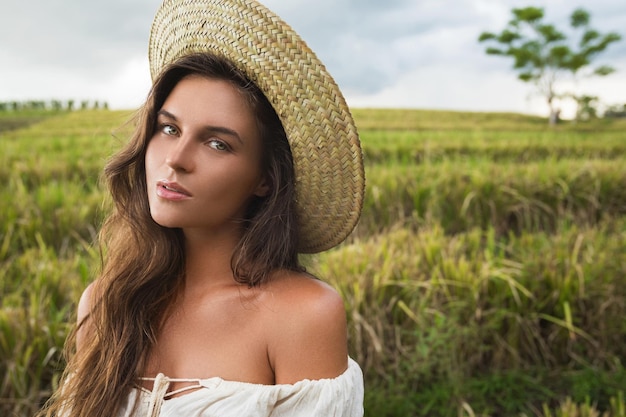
[{"x1": 150, "y1": 214, "x2": 184, "y2": 229}]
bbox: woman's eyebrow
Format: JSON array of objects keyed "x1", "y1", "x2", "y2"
[
  {"x1": 203, "y1": 126, "x2": 243, "y2": 144},
  {"x1": 157, "y1": 109, "x2": 177, "y2": 121},
  {"x1": 156, "y1": 109, "x2": 243, "y2": 143}
]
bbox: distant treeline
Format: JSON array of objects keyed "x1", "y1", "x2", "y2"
[
  {"x1": 604, "y1": 103, "x2": 626, "y2": 119},
  {"x1": 0, "y1": 99, "x2": 109, "y2": 112}
]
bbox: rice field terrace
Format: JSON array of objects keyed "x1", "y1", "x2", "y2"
[{"x1": 1, "y1": 108, "x2": 625, "y2": 416}]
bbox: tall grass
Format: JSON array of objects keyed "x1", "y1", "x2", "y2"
[
  {"x1": 361, "y1": 129, "x2": 626, "y2": 165},
  {"x1": 1, "y1": 232, "x2": 97, "y2": 415},
  {"x1": 350, "y1": 108, "x2": 626, "y2": 132},
  {"x1": 357, "y1": 158, "x2": 626, "y2": 237},
  {"x1": 1, "y1": 108, "x2": 625, "y2": 416},
  {"x1": 325, "y1": 221, "x2": 626, "y2": 369},
  {"x1": 318, "y1": 222, "x2": 625, "y2": 416}
]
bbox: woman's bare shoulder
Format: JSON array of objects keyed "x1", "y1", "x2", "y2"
[
  {"x1": 259, "y1": 270, "x2": 346, "y2": 326},
  {"x1": 264, "y1": 270, "x2": 342, "y2": 301},
  {"x1": 77, "y1": 282, "x2": 96, "y2": 318},
  {"x1": 76, "y1": 281, "x2": 98, "y2": 350},
  {"x1": 260, "y1": 270, "x2": 349, "y2": 384}
]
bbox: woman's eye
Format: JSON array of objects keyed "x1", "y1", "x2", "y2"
[
  {"x1": 162, "y1": 124, "x2": 178, "y2": 135},
  {"x1": 208, "y1": 139, "x2": 228, "y2": 151}
]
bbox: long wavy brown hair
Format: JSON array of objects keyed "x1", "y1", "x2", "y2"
[{"x1": 39, "y1": 53, "x2": 303, "y2": 416}]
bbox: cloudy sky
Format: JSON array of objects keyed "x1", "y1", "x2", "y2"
[{"x1": 1, "y1": 0, "x2": 625, "y2": 118}]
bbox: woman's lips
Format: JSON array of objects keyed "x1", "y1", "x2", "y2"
[{"x1": 156, "y1": 180, "x2": 192, "y2": 200}]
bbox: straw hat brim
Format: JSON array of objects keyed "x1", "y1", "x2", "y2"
[{"x1": 149, "y1": 0, "x2": 365, "y2": 253}]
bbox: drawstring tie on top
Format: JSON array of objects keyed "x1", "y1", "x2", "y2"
[{"x1": 140, "y1": 373, "x2": 204, "y2": 417}]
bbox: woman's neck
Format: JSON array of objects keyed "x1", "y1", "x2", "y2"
[{"x1": 181, "y1": 227, "x2": 242, "y2": 293}]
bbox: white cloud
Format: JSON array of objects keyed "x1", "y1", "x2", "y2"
[
  {"x1": 346, "y1": 64, "x2": 545, "y2": 115},
  {"x1": 93, "y1": 58, "x2": 152, "y2": 110},
  {"x1": 1, "y1": 0, "x2": 624, "y2": 116}
]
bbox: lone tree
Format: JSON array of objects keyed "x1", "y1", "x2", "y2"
[{"x1": 478, "y1": 7, "x2": 621, "y2": 123}]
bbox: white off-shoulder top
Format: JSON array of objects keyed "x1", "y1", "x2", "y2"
[{"x1": 117, "y1": 357, "x2": 364, "y2": 417}]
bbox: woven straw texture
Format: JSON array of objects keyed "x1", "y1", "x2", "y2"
[{"x1": 149, "y1": 0, "x2": 365, "y2": 253}]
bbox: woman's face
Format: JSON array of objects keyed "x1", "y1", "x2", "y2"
[{"x1": 145, "y1": 75, "x2": 268, "y2": 238}]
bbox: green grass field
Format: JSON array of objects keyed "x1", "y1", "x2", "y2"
[{"x1": 1, "y1": 108, "x2": 625, "y2": 416}]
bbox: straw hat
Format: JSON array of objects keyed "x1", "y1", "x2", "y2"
[{"x1": 149, "y1": 0, "x2": 365, "y2": 253}]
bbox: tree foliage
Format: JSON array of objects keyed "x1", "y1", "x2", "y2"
[{"x1": 478, "y1": 7, "x2": 621, "y2": 123}]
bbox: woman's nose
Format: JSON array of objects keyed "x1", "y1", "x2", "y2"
[{"x1": 165, "y1": 135, "x2": 195, "y2": 172}]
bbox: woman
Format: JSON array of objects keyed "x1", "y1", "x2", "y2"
[{"x1": 40, "y1": 0, "x2": 364, "y2": 416}]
